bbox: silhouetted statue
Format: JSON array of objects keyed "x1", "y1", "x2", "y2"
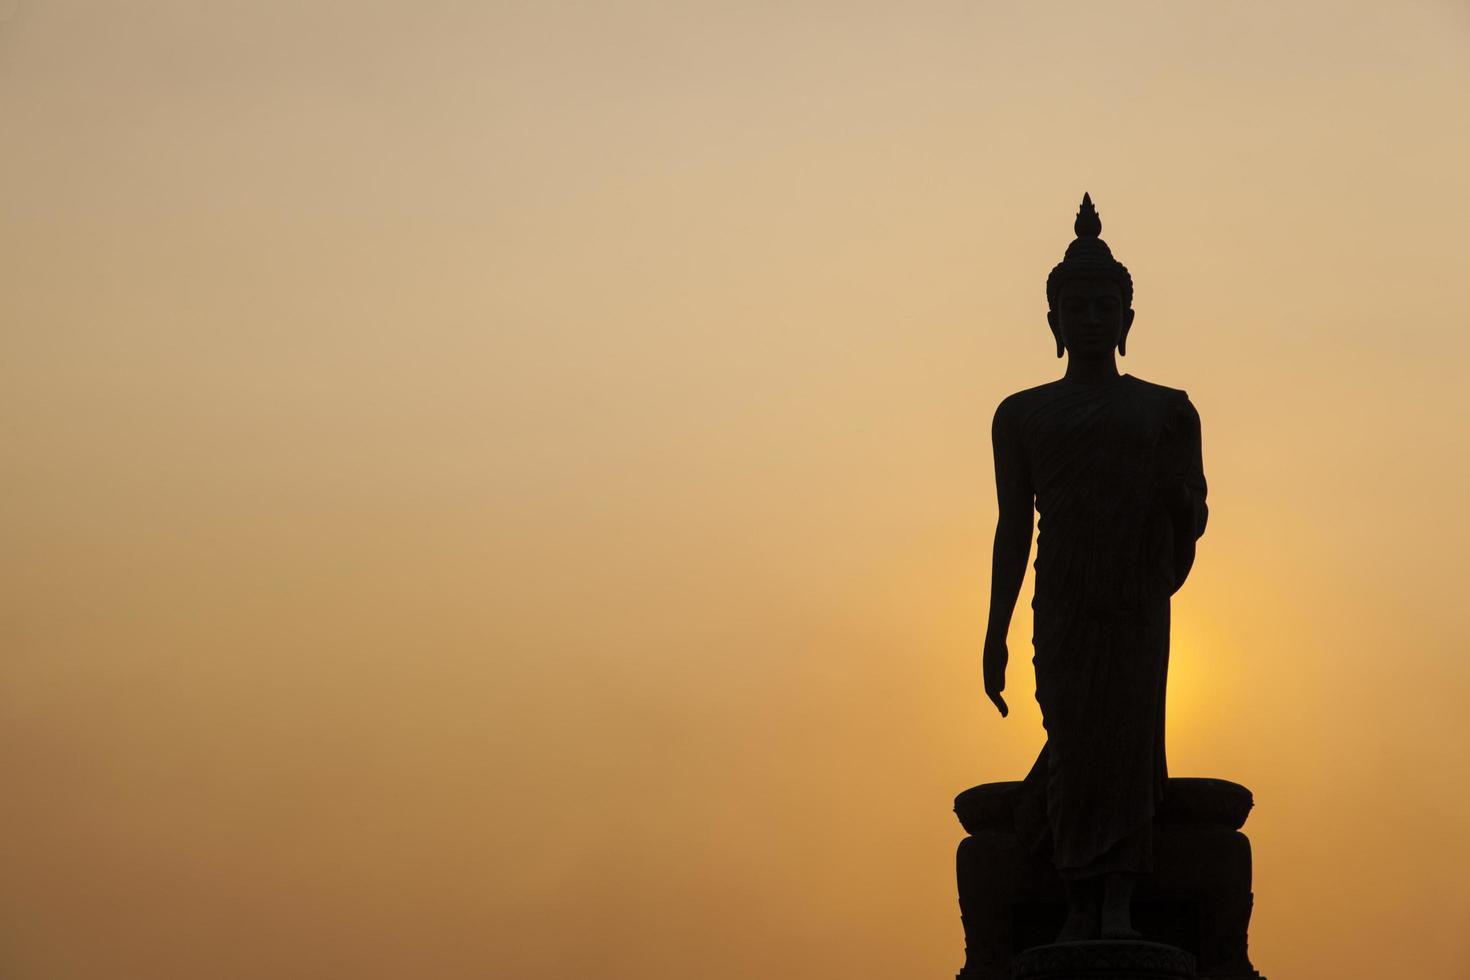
[{"x1": 982, "y1": 194, "x2": 1208, "y2": 943}]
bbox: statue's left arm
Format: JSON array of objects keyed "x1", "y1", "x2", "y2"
[{"x1": 1169, "y1": 395, "x2": 1208, "y2": 592}]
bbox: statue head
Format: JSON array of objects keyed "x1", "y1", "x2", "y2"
[{"x1": 1045, "y1": 194, "x2": 1135, "y2": 359}]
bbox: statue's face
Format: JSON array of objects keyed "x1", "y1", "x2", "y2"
[{"x1": 1047, "y1": 278, "x2": 1134, "y2": 359}]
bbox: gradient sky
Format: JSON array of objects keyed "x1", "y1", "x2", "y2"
[{"x1": 4, "y1": 2, "x2": 1469, "y2": 978}]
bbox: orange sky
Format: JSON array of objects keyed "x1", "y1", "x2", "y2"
[{"x1": 3, "y1": 2, "x2": 1469, "y2": 978}]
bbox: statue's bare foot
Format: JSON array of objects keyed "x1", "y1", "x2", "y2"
[
  {"x1": 1055, "y1": 909, "x2": 1097, "y2": 943},
  {"x1": 1099, "y1": 918, "x2": 1142, "y2": 940}
]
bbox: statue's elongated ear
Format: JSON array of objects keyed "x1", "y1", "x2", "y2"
[
  {"x1": 1047, "y1": 310, "x2": 1065, "y2": 358},
  {"x1": 1119, "y1": 308, "x2": 1135, "y2": 357}
]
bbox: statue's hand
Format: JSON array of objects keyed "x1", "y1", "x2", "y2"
[{"x1": 983, "y1": 634, "x2": 1009, "y2": 718}]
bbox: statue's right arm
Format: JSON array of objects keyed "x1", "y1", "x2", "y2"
[{"x1": 983, "y1": 399, "x2": 1034, "y2": 718}]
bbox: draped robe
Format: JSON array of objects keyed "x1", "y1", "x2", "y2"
[{"x1": 1001, "y1": 375, "x2": 1207, "y2": 879}]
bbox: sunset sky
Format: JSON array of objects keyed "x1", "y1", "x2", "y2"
[{"x1": 3, "y1": 2, "x2": 1469, "y2": 978}]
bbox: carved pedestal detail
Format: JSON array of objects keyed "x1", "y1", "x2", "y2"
[{"x1": 1014, "y1": 940, "x2": 1195, "y2": 980}]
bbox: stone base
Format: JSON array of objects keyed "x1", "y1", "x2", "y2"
[
  {"x1": 953, "y1": 778, "x2": 1265, "y2": 980},
  {"x1": 1014, "y1": 940, "x2": 1195, "y2": 980}
]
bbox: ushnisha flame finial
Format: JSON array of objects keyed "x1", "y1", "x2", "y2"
[{"x1": 1074, "y1": 192, "x2": 1102, "y2": 239}]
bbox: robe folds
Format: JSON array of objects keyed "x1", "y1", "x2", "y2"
[{"x1": 1001, "y1": 375, "x2": 1207, "y2": 880}]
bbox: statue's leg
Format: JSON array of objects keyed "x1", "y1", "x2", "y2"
[
  {"x1": 1100, "y1": 872, "x2": 1142, "y2": 939},
  {"x1": 1056, "y1": 877, "x2": 1100, "y2": 942}
]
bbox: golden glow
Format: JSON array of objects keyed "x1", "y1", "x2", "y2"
[{"x1": 3, "y1": 2, "x2": 1469, "y2": 978}]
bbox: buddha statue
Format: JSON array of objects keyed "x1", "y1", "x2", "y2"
[{"x1": 981, "y1": 194, "x2": 1209, "y2": 942}]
